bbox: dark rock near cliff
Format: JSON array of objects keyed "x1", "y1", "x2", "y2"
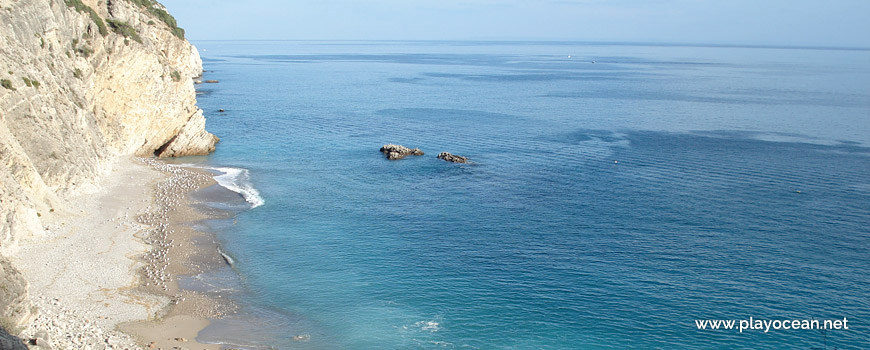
[
  {"x1": 0, "y1": 327, "x2": 28, "y2": 350},
  {"x1": 380, "y1": 144, "x2": 424, "y2": 160},
  {"x1": 437, "y1": 152, "x2": 468, "y2": 163}
]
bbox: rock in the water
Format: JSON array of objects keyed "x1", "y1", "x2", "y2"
[
  {"x1": 437, "y1": 152, "x2": 468, "y2": 163},
  {"x1": 204, "y1": 80, "x2": 219, "y2": 83},
  {"x1": 380, "y1": 144, "x2": 424, "y2": 160}
]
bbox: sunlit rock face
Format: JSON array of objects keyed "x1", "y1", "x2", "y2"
[{"x1": 0, "y1": 0, "x2": 216, "y2": 331}]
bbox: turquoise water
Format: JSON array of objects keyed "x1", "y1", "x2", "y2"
[{"x1": 186, "y1": 41, "x2": 870, "y2": 349}]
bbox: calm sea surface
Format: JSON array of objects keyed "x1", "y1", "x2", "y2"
[{"x1": 179, "y1": 41, "x2": 870, "y2": 349}]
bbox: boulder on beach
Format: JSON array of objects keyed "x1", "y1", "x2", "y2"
[
  {"x1": 380, "y1": 144, "x2": 424, "y2": 160},
  {"x1": 437, "y1": 152, "x2": 468, "y2": 163}
]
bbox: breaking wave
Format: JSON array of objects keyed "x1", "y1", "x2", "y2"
[{"x1": 212, "y1": 167, "x2": 265, "y2": 208}]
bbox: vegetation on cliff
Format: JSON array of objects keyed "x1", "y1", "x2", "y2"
[
  {"x1": 128, "y1": 0, "x2": 185, "y2": 39},
  {"x1": 21, "y1": 78, "x2": 40, "y2": 89},
  {"x1": 65, "y1": 0, "x2": 185, "y2": 41},
  {"x1": 107, "y1": 19, "x2": 142, "y2": 43},
  {"x1": 0, "y1": 79, "x2": 13, "y2": 91},
  {"x1": 63, "y1": 0, "x2": 108, "y2": 36}
]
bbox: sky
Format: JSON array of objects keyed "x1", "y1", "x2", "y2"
[{"x1": 158, "y1": 0, "x2": 870, "y2": 47}]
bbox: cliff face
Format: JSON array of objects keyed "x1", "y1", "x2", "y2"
[{"x1": 0, "y1": 0, "x2": 217, "y2": 332}]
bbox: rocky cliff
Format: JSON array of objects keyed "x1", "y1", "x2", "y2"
[{"x1": 0, "y1": 0, "x2": 217, "y2": 333}]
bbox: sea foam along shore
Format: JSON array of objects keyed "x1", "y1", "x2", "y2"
[
  {"x1": 207, "y1": 166, "x2": 265, "y2": 208},
  {"x1": 8, "y1": 157, "x2": 238, "y2": 350}
]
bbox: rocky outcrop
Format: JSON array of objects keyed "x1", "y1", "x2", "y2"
[
  {"x1": 153, "y1": 109, "x2": 218, "y2": 157},
  {"x1": 437, "y1": 152, "x2": 468, "y2": 163},
  {"x1": 380, "y1": 144, "x2": 424, "y2": 160},
  {"x1": 0, "y1": 259, "x2": 32, "y2": 335},
  {"x1": 0, "y1": 0, "x2": 216, "y2": 334}
]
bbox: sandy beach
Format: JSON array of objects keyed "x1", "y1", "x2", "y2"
[{"x1": 9, "y1": 157, "x2": 234, "y2": 350}]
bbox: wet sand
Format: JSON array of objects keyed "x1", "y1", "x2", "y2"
[{"x1": 119, "y1": 159, "x2": 239, "y2": 349}]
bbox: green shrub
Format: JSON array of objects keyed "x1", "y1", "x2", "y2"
[
  {"x1": 73, "y1": 68, "x2": 83, "y2": 79},
  {"x1": 75, "y1": 45, "x2": 94, "y2": 57},
  {"x1": 40, "y1": 37, "x2": 45, "y2": 48},
  {"x1": 1, "y1": 79, "x2": 14, "y2": 91},
  {"x1": 106, "y1": 19, "x2": 142, "y2": 43},
  {"x1": 64, "y1": 0, "x2": 107, "y2": 36},
  {"x1": 92, "y1": 13, "x2": 108, "y2": 36},
  {"x1": 128, "y1": 0, "x2": 155, "y2": 7},
  {"x1": 170, "y1": 70, "x2": 181, "y2": 82},
  {"x1": 148, "y1": 7, "x2": 176, "y2": 28},
  {"x1": 21, "y1": 78, "x2": 39, "y2": 88},
  {"x1": 171, "y1": 26, "x2": 185, "y2": 39},
  {"x1": 148, "y1": 7, "x2": 184, "y2": 39},
  {"x1": 125, "y1": 0, "x2": 185, "y2": 39}
]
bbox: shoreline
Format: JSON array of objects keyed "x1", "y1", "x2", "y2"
[
  {"x1": 119, "y1": 159, "x2": 239, "y2": 350},
  {"x1": 10, "y1": 157, "x2": 242, "y2": 350}
]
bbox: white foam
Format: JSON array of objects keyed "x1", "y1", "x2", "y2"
[
  {"x1": 212, "y1": 166, "x2": 265, "y2": 208},
  {"x1": 414, "y1": 320, "x2": 440, "y2": 332}
]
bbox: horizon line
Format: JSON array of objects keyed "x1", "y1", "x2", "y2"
[{"x1": 182, "y1": 39, "x2": 870, "y2": 52}]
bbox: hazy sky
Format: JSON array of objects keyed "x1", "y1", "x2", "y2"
[{"x1": 159, "y1": 0, "x2": 870, "y2": 47}]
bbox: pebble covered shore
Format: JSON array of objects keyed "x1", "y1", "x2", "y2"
[{"x1": 15, "y1": 159, "x2": 234, "y2": 350}]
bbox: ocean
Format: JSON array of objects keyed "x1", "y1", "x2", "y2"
[{"x1": 175, "y1": 41, "x2": 870, "y2": 349}]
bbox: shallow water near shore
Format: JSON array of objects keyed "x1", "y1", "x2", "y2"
[{"x1": 186, "y1": 41, "x2": 869, "y2": 349}]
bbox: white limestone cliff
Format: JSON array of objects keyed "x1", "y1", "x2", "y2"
[{"x1": 0, "y1": 0, "x2": 217, "y2": 334}]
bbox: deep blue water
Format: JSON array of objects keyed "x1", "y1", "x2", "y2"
[{"x1": 184, "y1": 41, "x2": 870, "y2": 349}]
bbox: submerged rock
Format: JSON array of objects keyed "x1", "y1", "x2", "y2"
[
  {"x1": 380, "y1": 144, "x2": 424, "y2": 160},
  {"x1": 437, "y1": 152, "x2": 468, "y2": 163},
  {"x1": 204, "y1": 80, "x2": 219, "y2": 83}
]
